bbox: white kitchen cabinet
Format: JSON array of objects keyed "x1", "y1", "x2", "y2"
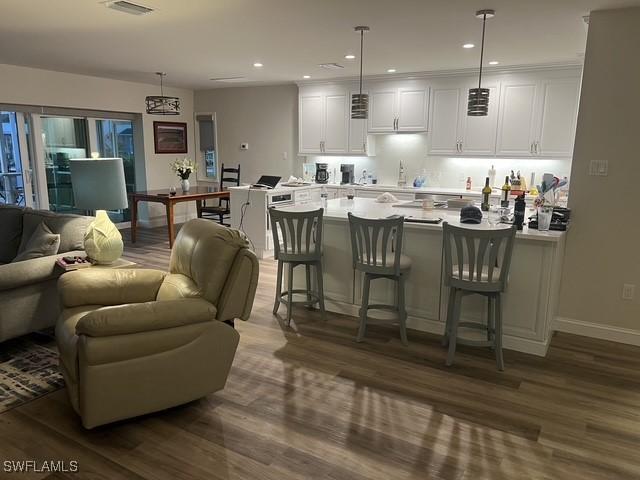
[
  {"x1": 368, "y1": 80, "x2": 429, "y2": 133},
  {"x1": 428, "y1": 80, "x2": 499, "y2": 156},
  {"x1": 323, "y1": 93, "x2": 349, "y2": 153},
  {"x1": 299, "y1": 93, "x2": 324, "y2": 154},
  {"x1": 496, "y1": 80, "x2": 539, "y2": 156},
  {"x1": 535, "y1": 77, "x2": 580, "y2": 157},
  {"x1": 298, "y1": 86, "x2": 349, "y2": 155}
]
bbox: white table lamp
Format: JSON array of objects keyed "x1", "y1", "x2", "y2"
[{"x1": 69, "y1": 158, "x2": 129, "y2": 264}]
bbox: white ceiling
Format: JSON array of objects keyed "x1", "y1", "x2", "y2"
[{"x1": 0, "y1": 0, "x2": 639, "y2": 90}]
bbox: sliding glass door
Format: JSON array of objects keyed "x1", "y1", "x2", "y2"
[{"x1": 0, "y1": 111, "x2": 36, "y2": 207}]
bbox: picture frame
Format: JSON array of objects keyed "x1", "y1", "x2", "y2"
[{"x1": 153, "y1": 121, "x2": 188, "y2": 154}]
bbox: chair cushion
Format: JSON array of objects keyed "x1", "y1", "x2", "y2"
[
  {"x1": 56, "y1": 305, "x2": 102, "y2": 382},
  {"x1": 12, "y1": 222, "x2": 60, "y2": 262},
  {"x1": 156, "y1": 273, "x2": 202, "y2": 300},
  {"x1": 451, "y1": 265, "x2": 501, "y2": 282},
  {"x1": 0, "y1": 205, "x2": 24, "y2": 263},
  {"x1": 19, "y1": 210, "x2": 90, "y2": 254}
]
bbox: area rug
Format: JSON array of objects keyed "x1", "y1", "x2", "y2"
[{"x1": 0, "y1": 331, "x2": 64, "y2": 413}]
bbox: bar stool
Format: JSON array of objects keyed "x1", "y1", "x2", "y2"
[
  {"x1": 441, "y1": 222, "x2": 516, "y2": 370},
  {"x1": 348, "y1": 213, "x2": 411, "y2": 345},
  {"x1": 269, "y1": 207, "x2": 325, "y2": 325}
]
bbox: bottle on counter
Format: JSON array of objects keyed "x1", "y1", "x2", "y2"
[
  {"x1": 501, "y1": 175, "x2": 511, "y2": 208},
  {"x1": 488, "y1": 164, "x2": 497, "y2": 189},
  {"x1": 514, "y1": 193, "x2": 526, "y2": 230},
  {"x1": 320, "y1": 185, "x2": 328, "y2": 208},
  {"x1": 466, "y1": 176, "x2": 472, "y2": 190},
  {"x1": 397, "y1": 160, "x2": 407, "y2": 187},
  {"x1": 481, "y1": 177, "x2": 491, "y2": 211}
]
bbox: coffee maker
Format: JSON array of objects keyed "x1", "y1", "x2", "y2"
[
  {"x1": 340, "y1": 164, "x2": 355, "y2": 184},
  {"x1": 315, "y1": 163, "x2": 329, "y2": 184}
]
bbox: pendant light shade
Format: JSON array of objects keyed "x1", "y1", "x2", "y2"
[
  {"x1": 468, "y1": 10, "x2": 495, "y2": 117},
  {"x1": 146, "y1": 72, "x2": 180, "y2": 115},
  {"x1": 351, "y1": 26, "x2": 370, "y2": 119}
]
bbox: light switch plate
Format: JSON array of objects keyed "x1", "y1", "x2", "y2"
[{"x1": 589, "y1": 159, "x2": 608, "y2": 176}]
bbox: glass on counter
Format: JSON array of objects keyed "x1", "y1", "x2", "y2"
[{"x1": 537, "y1": 205, "x2": 554, "y2": 231}]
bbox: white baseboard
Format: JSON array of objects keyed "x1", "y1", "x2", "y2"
[
  {"x1": 324, "y1": 298, "x2": 550, "y2": 356},
  {"x1": 554, "y1": 317, "x2": 640, "y2": 347},
  {"x1": 138, "y1": 212, "x2": 198, "y2": 229}
]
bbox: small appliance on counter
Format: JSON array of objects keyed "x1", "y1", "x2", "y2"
[
  {"x1": 340, "y1": 164, "x2": 355, "y2": 184},
  {"x1": 302, "y1": 163, "x2": 316, "y2": 182},
  {"x1": 315, "y1": 163, "x2": 329, "y2": 184},
  {"x1": 528, "y1": 206, "x2": 571, "y2": 231}
]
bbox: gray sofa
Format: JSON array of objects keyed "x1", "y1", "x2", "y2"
[{"x1": 0, "y1": 205, "x2": 91, "y2": 342}]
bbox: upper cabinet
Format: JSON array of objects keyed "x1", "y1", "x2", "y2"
[
  {"x1": 368, "y1": 80, "x2": 429, "y2": 133},
  {"x1": 298, "y1": 86, "x2": 349, "y2": 155},
  {"x1": 496, "y1": 75, "x2": 580, "y2": 157}
]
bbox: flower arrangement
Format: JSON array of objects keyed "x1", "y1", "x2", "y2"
[{"x1": 170, "y1": 158, "x2": 196, "y2": 180}]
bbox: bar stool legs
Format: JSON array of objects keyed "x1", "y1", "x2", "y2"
[
  {"x1": 273, "y1": 260, "x2": 326, "y2": 326},
  {"x1": 398, "y1": 275, "x2": 408, "y2": 346},
  {"x1": 357, "y1": 274, "x2": 409, "y2": 345},
  {"x1": 273, "y1": 260, "x2": 283, "y2": 315},
  {"x1": 356, "y1": 275, "x2": 371, "y2": 342},
  {"x1": 315, "y1": 263, "x2": 326, "y2": 320}
]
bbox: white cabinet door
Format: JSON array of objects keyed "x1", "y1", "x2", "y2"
[
  {"x1": 299, "y1": 94, "x2": 324, "y2": 154},
  {"x1": 349, "y1": 117, "x2": 367, "y2": 154},
  {"x1": 459, "y1": 83, "x2": 499, "y2": 155},
  {"x1": 428, "y1": 87, "x2": 462, "y2": 155},
  {"x1": 368, "y1": 88, "x2": 397, "y2": 132},
  {"x1": 323, "y1": 93, "x2": 349, "y2": 153},
  {"x1": 496, "y1": 81, "x2": 538, "y2": 156},
  {"x1": 535, "y1": 78, "x2": 580, "y2": 157},
  {"x1": 397, "y1": 87, "x2": 429, "y2": 132}
]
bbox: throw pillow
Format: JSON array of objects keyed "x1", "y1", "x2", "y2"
[{"x1": 12, "y1": 221, "x2": 61, "y2": 262}]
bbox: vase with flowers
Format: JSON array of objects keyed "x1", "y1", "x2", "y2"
[{"x1": 170, "y1": 158, "x2": 196, "y2": 192}]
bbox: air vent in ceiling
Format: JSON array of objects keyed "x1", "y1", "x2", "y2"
[
  {"x1": 104, "y1": 1, "x2": 154, "y2": 15},
  {"x1": 318, "y1": 63, "x2": 345, "y2": 70},
  {"x1": 209, "y1": 76, "x2": 249, "y2": 83}
]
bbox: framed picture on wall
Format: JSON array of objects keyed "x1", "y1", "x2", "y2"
[{"x1": 153, "y1": 121, "x2": 187, "y2": 154}]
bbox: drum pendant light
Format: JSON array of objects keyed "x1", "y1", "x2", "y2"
[
  {"x1": 468, "y1": 9, "x2": 495, "y2": 116},
  {"x1": 146, "y1": 72, "x2": 180, "y2": 115},
  {"x1": 351, "y1": 26, "x2": 370, "y2": 119}
]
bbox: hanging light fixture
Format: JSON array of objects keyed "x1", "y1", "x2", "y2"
[
  {"x1": 146, "y1": 72, "x2": 180, "y2": 115},
  {"x1": 468, "y1": 9, "x2": 495, "y2": 116},
  {"x1": 351, "y1": 26, "x2": 370, "y2": 119}
]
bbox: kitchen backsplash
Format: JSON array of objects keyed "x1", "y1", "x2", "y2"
[{"x1": 304, "y1": 134, "x2": 572, "y2": 189}]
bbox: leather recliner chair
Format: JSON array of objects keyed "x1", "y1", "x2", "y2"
[{"x1": 55, "y1": 219, "x2": 259, "y2": 428}]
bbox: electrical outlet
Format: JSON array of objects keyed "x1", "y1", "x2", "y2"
[
  {"x1": 622, "y1": 284, "x2": 635, "y2": 300},
  {"x1": 589, "y1": 159, "x2": 608, "y2": 176}
]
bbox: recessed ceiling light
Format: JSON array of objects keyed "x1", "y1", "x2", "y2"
[
  {"x1": 253, "y1": 62, "x2": 263, "y2": 68},
  {"x1": 463, "y1": 43, "x2": 475, "y2": 49},
  {"x1": 345, "y1": 54, "x2": 355, "y2": 60},
  {"x1": 303, "y1": 75, "x2": 311, "y2": 79},
  {"x1": 387, "y1": 68, "x2": 396, "y2": 73},
  {"x1": 489, "y1": 61, "x2": 499, "y2": 65}
]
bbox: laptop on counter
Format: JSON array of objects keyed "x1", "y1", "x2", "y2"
[{"x1": 251, "y1": 175, "x2": 281, "y2": 189}]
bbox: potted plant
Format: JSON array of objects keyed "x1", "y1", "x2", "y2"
[{"x1": 170, "y1": 158, "x2": 196, "y2": 192}]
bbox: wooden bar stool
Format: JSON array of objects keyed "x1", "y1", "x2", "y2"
[
  {"x1": 441, "y1": 222, "x2": 516, "y2": 370},
  {"x1": 269, "y1": 207, "x2": 325, "y2": 325},
  {"x1": 348, "y1": 213, "x2": 411, "y2": 345}
]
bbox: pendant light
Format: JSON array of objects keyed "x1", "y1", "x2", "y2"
[
  {"x1": 351, "y1": 26, "x2": 370, "y2": 119},
  {"x1": 146, "y1": 72, "x2": 180, "y2": 115},
  {"x1": 467, "y1": 9, "x2": 495, "y2": 116}
]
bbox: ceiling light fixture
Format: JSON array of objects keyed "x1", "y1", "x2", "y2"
[
  {"x1": 145, "y1": 72, "x2": 180, "y2": 115},
  {"x1": 345, "y1": 54, "x2": 356, "y2": 60},
  {"x1": 463, "y1": 43, "x2": 475, "y2": 49},
  {"x1": 489, "y1": 60, "x2": 499, "y2": 65},
  {"x1": 387, "y1": 68, "x2": 396, "y2": 73},
  {"x1": 104, "y1": 0, "x2": 153, "y2": 15},
  {"x1": 253, "y1": 62, "x2": 263, "y2": 68},
  {"x1": 303, "y1": 75, "x2": 311, "y2": 79},
  {"x1": 351, "y1": 25, "x2": 370, "y2": 119},
  {"x1": 468, "y1": 9, "x2": 495, "y2": 117}
]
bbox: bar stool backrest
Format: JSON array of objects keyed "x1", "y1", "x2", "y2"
[
  {"x1": 269, "y1": 208, "x2": 323, "y2": 262},
  {"x1": 442, "y1": 222, "x2": 516, "y2": 293},
  {"x1": 348, "y1": 213, "x2": 404, "y2": 276}
]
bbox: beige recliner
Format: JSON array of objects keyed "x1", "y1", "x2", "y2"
[{"x1": 55, "y1": 219, "x2": 259, "y2": 429}]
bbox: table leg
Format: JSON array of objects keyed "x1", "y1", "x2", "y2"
[
  {"x1": 130, "y1": 198, "x2": 138, "y2": 243},
  {"x1": 196, "y1": 199, "x2": 203, "y2": 218},
  {"x1": 166, "y1": 201, "x2": 175, "y2": 248}
]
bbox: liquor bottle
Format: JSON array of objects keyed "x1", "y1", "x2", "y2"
[
  {"x1": 514, "y1": 193, "x2": 526, "y2": 230},
  {"x1": 500, "y1": 176, "x2": 511, "y2": 208},
  {"x1": 481, "y1": 177, "x2": 491, "y2": 211},
  {"x1": 466, "y1": 176, "x2": 472, "y2": 190}
]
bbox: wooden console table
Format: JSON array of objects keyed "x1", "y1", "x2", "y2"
[{"x1": 129, "y1": 187, "x2": 229, "y2": 248}]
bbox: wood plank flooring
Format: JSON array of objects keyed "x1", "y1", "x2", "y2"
[{"x1": 2, "y1": 224, "x2": 640, "y2": 479}]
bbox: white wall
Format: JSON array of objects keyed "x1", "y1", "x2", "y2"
[
  {"x1": 557, "y1": 7, "x2": 640, "y2": 336},
  {"x1": 307, "y1": 134, "x2": 571, "y2": 190},
  {"x1": 0, "y1": 63, "x2": 196, "y2": 224},
  {"x1": 193, "y1": 85, "x2": 298, "y2": 186}
]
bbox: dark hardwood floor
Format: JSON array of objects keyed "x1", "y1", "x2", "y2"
[{"x1": 2, "y1": 224, "x2": 640, "y2": 479}]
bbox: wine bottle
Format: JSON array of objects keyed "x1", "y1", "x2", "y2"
[
  {"x1": 501, "y1": 176, "x2": 511, "y2": 208},
  {"x1": 514, "y1": 194, "x2": 526, "y2": 230},
  {"x1": 481, "y1": 177, "x2": 491, "y2": 211}
]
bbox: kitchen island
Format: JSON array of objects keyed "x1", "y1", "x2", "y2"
[{"x1": 278, "y1": 197, "x2": 566, "y2": 356}]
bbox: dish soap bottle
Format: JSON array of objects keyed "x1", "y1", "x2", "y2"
[{"x1": 397, "y1": 160, "x2": 407, "y2": 187}]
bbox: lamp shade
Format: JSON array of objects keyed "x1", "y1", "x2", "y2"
[{"x1": 69, "y1": 158, "x2": 129, "y2": 211}]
